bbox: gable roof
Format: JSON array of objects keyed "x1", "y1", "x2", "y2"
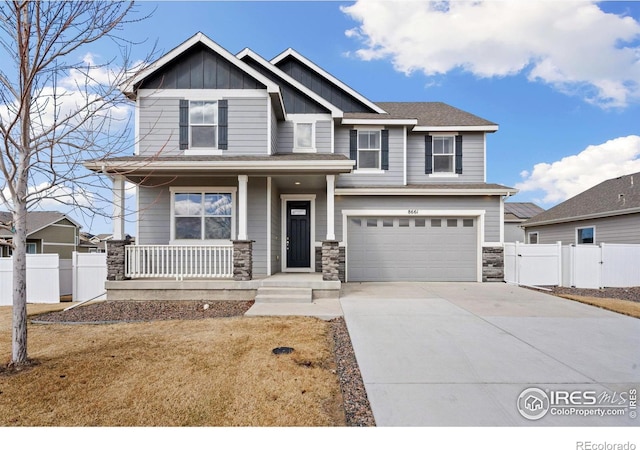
[
  {"x1": 271, "y1": 48, "x2": 386, "y2": 114},
  {"x1": 343, "y1": 102, "x2": 499, "y2": 131},
  {"x1": 120, "y1": 32, "x2": 282, "y2": 98},
  {"x1": 524, "y1": 172, "x2": 640, "y2": 227},
  {"x1": 504, "y1": 202, "x2": 545, "y2": 221},
  {"x1": 236, "y1": 48, "x2": 344, "y2": 118},
  {"x1": 0, "y1": 211, "x2": 80, "y2": 237}
]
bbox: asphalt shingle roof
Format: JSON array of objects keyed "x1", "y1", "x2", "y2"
[
  {"x1": 524, "y1": 172, "x2": 640, "y2": 226},
  {"x1": 0, "y1": 211, "x2": 71, "y2": 237},
  {"x1": 343, "y1": 102, "x2": 497, "y2": 127}
]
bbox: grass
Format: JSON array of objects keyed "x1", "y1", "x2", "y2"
[
  {"x1": 0, "y1": 305, "x2": 345, "y2": 426},
  {"x1": 556, "y1": 295, "x2": 640, "y2": 319}
]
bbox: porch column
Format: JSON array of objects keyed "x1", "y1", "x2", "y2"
[
  {"x1": 238, "y1": 175, "x2": 248, "y2": 241},
  {"x1": 112, "y1": 175, "x2": 125, "y2": 240},
  {"x1": 326, "y1": 174, "x2": 335, "y2": 241}
]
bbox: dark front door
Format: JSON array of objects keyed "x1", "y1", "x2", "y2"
[{"x1": 286, "y1": 201, "x2": 311, "y2": 268}]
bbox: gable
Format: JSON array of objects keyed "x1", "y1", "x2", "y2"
[
  {"x1": 275, "y1": 55, "x2": 377, "y2": 113},
  {"x1": 138, "y1": 43, "x2": 267, "y2": 91}
]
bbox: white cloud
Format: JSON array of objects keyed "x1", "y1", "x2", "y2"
[
  {"x1": 515, "y1": 135, "x2": 640, "y2": 204},
  {"x1": 341, "y1": 0, "x2": 640, "y2": 108}
]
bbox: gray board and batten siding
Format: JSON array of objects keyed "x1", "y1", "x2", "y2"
[
  {"x1": 242, "y1": 57, "x2": 330, "y2": 115},
  {"x1": 138, "y1": 43, "x2": 265, "y2": 91},
  {"x1": 275, "y1": 55, "x2": 376, "y2": 113},
  {"x1": 525, "y1": 214, "x2": 640, "y2": 245},
  {"x1": 138, "y1": 96, "x2": 268, "y2": 157}
]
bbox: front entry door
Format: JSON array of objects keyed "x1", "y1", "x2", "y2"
[{"x1": 286, "y1": 201, "x2": 311, "y2": 268}]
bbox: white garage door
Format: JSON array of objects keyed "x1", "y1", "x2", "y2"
[{"x1": 347, "y1": 216, "x2": 478, "y2": 282}]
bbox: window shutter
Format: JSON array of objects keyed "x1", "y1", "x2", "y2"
[
  {"x1": 349, "y1": 129, "x2": 358, "y2": 163},
  {"x1": 455, "y1": 135, "x2": 463, "y2": 174},
  {"x1": 218, "y1": 99, "x2": 228, "y2": 150},
  {"x1": 381, "y1": 129, "x2": 389, "y2": 170},
  {"x1": 425, "y1": 135, "x2": 433, "y2": 174},
  {"x1": 179, "y1": 99, "x2": 189, "y2": 150}
]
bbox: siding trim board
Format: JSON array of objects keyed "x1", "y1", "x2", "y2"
[{"x1": 525, "y1": 207, "x2": 640, "y2": 227}]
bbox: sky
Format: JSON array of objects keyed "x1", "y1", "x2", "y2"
[{"x1": 3, "y1": 0, "x2": 640, "y2": 235}]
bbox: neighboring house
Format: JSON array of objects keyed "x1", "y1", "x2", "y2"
[
  {"x1": 523, "y1": 171, "x2": 640, "y2": 245},
  {"x1": 84, "y1": 32, "x2": 516, "y2": 286},
  {"x1": 78, "y1": 232, "x2": 121, "y2": 253},
  {"x1": 0, "y1": 211, "x2": 82, "y2": 258},
  {"x1": 504, "y1": 202, "x2": 545, "y2": 242}
]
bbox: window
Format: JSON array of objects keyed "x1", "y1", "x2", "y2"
[
  {"x1": 295, "y1": 123, "x2": 314, "y2": 150},
  {"x1": 357, "y1": 130, "x2": 381, "y2": 170},
  {"x1": 190, "y1": 101, "x2": 217, "y2": 148},
  {"x1": 577, "y1": 227, "x2": 595, "y2": 244},
  {"x1": 463, "y1": 219, "x2": 474, "y2": 227},
  {"x1": 26, "y1": 242, "x2": 37, "y2": 254},
  {"x1": 447, "y1": 219, "x2": 458, "y2": 227},
  {"x1": 433, "y1": 136, "x2": 455, "y2": 173},
  {"x1": 528, "y1": 232, "x2": 539, "y2": 244},
  {"x1": 431, "y1": 219, "x2": 442, "y2": 227},
  {"x1": 172, "y1": 189, "x2": 235, "y2": 241}
]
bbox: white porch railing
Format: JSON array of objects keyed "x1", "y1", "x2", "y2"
[{"x1": 125, "y1": 245, "x2": 234, "y2": 279}]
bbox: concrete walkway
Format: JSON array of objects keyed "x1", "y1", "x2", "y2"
[{"x1": 340, "y1": 282, "x2": 640, "y2": 426}]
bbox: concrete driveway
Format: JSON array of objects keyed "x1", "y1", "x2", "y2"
[{"x1": 340, "y1": 282, "x2": 640, "y2": 426}]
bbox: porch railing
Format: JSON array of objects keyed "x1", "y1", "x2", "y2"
[{"x1": 125, "y1": 245, "x2": 234, "y2": 279}]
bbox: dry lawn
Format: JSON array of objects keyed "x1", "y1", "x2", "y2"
[
  {"x1": 558, "y1": 295, "x2": 640, "y2": 319},
  {"x1": 0, "y1": 305, "x2": 345, "y2": 426}
]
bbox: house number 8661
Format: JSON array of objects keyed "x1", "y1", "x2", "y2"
[{"x1": 407, "y1": 209, "x2": 419, "y2": 215}]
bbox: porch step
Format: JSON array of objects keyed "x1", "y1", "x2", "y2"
[{"x1": 254, "y1": 287, "x2": 312, "y2": 303}]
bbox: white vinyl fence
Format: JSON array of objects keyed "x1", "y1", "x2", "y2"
[
  {"x1": 0, "y1": 252, "x2": 107, "y2": 305},
  {"x1": 0, "y1": 254, "x2": 61, "y2": 305},
  {"x1": 505, "y1": 242, "x2": 640, "y2": 288}
]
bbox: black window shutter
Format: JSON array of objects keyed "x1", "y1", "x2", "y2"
[
  {"x1": 381, "y1": 130, "x2": 389, "y2": 170},
  {"x1": 455, "y1": 135, "x2": 463, "y2": 174},
  {"x1": 179, "y1": 99, "x2": 189, "y2": 150},
  {"x1": 218, "y1": 99, "x2": 228, "y2": 150},
  {"x1": 349, "y1": 129, "x2": 358, "y2": 163},
  {"x1": 425, "y1": 135, "x2": 433, "y2": 174}
]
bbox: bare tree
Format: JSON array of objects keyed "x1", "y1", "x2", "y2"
[{"x1": 0, "y1": 1, "x2": 153, "y2": 366}]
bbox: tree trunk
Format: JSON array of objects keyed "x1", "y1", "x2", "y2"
[{"x1": 11, "y1": 203, "x2": 28, "y2": 365}]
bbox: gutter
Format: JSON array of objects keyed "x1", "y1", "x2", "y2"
[{"x1": 524, "y1": 207, "x2": 640, "y2": 228}]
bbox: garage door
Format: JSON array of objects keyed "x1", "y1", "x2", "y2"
[{"x1": 347, "y1": 216, "x2": 478, "y2": 282}]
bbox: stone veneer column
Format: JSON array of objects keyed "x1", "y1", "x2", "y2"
[
  {"x1": 106, "y1": 238, "x2": 131, "y2": 281},
  {"x1": 321, "y1": 240, "x2": 340, "y2": 281},
  {"x1": 482, "y1": 246, "x2": 504, "y2": 282},
  {"x1": 232, "y1": 240, "x2": 253, "y2": 281}
]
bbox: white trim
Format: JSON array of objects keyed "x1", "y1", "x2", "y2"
[
  {"x1": 113, "y1": 175, "x2": 125, "y2": 240},
  {"x1": 499, "y1": 195, "x2": 505, "y2": 244},
  {"x1": 169, "y1": 186, "x2": 237, "y2": 244},
  {"x1": 236, "y1": 48, "x2": 344, "y2": 118},
  {"x1": 483, "y1": 132, "x2": 487, "y2": 182},
  {"x1": 122, "y1": 33, "x2": 281, "y2": 95},
  {"x1": 266, "y1": 177, "x2": 272, "y2": 275},
  {"x1": 341, "y1": 118, "x2": 417, "y2": 126},
  {"x1": 403, "y1": 126, "x2": 407, "y2": 186},
  {"x1": 335, "y1": 187, "x2": 518, "y2": 196},
  {"x1": 184, "y1": 149, "x2": 223, "y2": 156},
  {"x1": 341, "y1": 209, "x2": 485, "y2": 282},
  {"x1": 414, "y1": 125, "x2": 499, "y2": 132},
  {"x1": 267, "y1": 95, "x2": 272, "y2": 155},
  {"x1": 135, "y1": 100, "x2": 140, "y2": 155},
  {"x1": 280, "y1": 194, "x2": 316, "y2": 273},
  {"x1": 270, "y1": 48, "x2": 386, "y2": 114},
  {"x1": 88, "y1": 159, "x2": 355, "y2": 173},
  {"x1": 42, "y1": 242, "x2": 77, "y2": 247},
  {"x1": 428, "y1": 174, "x2": 459, "y2": 178},
  {"x1": 353, "y1": 169, "x2": 385, "y2": 175},
  {"x1": 527, "y1": 232, "x2": 539, "y2": 245},
  {"x1": 330, "y1": 119, "x2": 335, "y2": 154},
  {"x1": 137, "y1": 89, "x2": 269, "y2": 99},
  {"x1": 49, "y1": 223, "x2": 77, "y2": 229},
  {"x1": 326, "y1": 175, "x2": 335, "y2": 241},
  {"x1": 135, "y1": 184, "x2": 140, "y2": 245},
  {"x1": 292, "y1": 120, "x2": 316, "y2": 153},
  {"x1": 238, "y1": 175, "x2": 249, "y2": 241}
]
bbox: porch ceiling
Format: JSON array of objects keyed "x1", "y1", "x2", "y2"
[{"x1": 84, "y1": 154, "x2": 354, "y2": 181}]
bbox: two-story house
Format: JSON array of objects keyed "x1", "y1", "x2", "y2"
[{"x1": 85, "y1": 33, "x2": 516, "y2": 299}]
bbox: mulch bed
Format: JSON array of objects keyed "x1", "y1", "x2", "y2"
[
  {"x1": 549, "y1": 286, "x2": 640, "y2": 303},
  {"x1": 30, "y1": 300, "x2": 376, "y2": 427}
]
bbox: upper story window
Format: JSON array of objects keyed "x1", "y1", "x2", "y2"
[
  {"x1": 433, "y1": 136, "x2": 454, "y2": 173},
  {"x1": 179, "y1": 99, "x2": 228, "y2": 154},
  {"x1": 357, "y1": 130, "x2": 381, "y2": 170},
  {"x1": 576, "y1": 226, "x2": 595, "y2": 244},
  {"x1": 171, "y1": 188, "x2": 236, "y2": 242},
  {"x1": 426, "y1": 134, "x2": 462, "y2": 176},
  {"x1": 190, "y1": 101, "x2": 218, "y2": 148},
  {"x1": 528, "y1": 232, "x2": 539, "y2": 244},
  {"x1": 294, "y1": 122, "x2": 314, "y2": 151}
]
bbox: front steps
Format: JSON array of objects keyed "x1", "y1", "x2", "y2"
[
  {"x1": 245, "y1": 274, "x2": 343, "y2": 320},
  {"x1": 254, "y1": 287, "x2": 312, "y2": 303}
]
